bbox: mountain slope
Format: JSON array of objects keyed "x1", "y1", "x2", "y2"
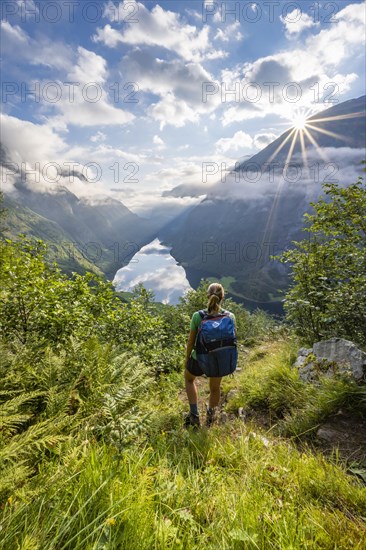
[
  {"x1": 166, "y1": 95, "x2": 366, "y2": 200},
  {"x1": 3, "y1": 195, "x2": 103, "y2": 276},
  {"x1": 160, "y1": 96, "x2": 366, "y2": 311},
  {"x1": 2, "y1": 186, "x2": 160, "y2": 279}
]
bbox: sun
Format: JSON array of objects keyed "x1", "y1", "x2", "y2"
[{"x1": 292, "y1": 114, "x2": 307, "y2": 130}]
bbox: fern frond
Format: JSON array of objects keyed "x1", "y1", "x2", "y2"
[
  {"x1": 0, "y1": 462, "x2": 32, "y2": 501},
  {"x1": 0, "y1": 414, "x2": 81, "y2": 464},
  {"x1": 0, "y1": 390, "x2": 44, "y2": 414},
  {"x1": 0, "y1": 413, "x2": 32, "y2": 433}
]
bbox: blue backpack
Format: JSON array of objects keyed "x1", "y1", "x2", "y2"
[{"x1": 195, "y1": 310, "x2": 238, "y2": 377}]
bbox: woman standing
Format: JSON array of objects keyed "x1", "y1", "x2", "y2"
[{"x1": 184, "y1": 283, "x2": 237, "y2": 428}]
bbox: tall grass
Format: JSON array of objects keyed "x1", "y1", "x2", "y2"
[
  {"x1": 1, "y1": 423, "x2": 365, "y2": 549},
  {"x1": 225, "y1": 338, "x2": 366, "y2": 438},
  {"x1": 1, "y1": 327, "x2": 365, "y2": 548}
]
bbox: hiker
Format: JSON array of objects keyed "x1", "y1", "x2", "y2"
[{"x1": 184, "y1": 283, "x2": 237, "y2": 428}]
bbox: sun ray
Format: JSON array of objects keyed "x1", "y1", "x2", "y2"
[
  {"x1": 266, "y1": 127, "x2": 297, "y2": 164},
  {"x1": 285, "y1": 129, "x2": 299, "y2": 164},
  {"x1": 303, "y1": 127, "x2": 329, "y2": 162},
  {"x1": 299, "y1": 129, "x2": 309, "y2": 179},
  {"x1": 305, "y1": 123, "x2": 354, "y2": 143},
  {"x1": 309, "y1": 111, "x2": 366, "y2": 124},
  {"x1": 251, "y1": 104, "x2": 365, "y2": 270},
  {"x1": 259, "y1": 129, "x2": 300, "y2": 259}
]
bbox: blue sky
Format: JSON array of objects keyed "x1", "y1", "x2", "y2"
[{"x1": 1, "y1": 0, "x2": 365, "y2": 218}]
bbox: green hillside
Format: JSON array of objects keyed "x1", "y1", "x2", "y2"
[
  {"x1": 0, "y1": 177, "x2": 365, "y2": 549},
  {"x1": 3, "y1": 197, "x2": 103, "y2": 277}
]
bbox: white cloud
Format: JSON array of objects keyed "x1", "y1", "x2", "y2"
[
  {"x1": 0, "y1": 20, "x2": 27, "y2": 43},
  {"x1": 0, "y1": 114, "x2": 144, "y2": 198},
  {"x1": 220, "y1": 2, "x2": 365, "y2": 126},
  {"x1": 211, "y1": 147, "x2": 366, "y2": 202},
  {"x1": 214, "y1": 22, "x2": 243, "y2": 42},
  {"x1": 280, "y1": 9, "x2": 319, "y2": 36},
  {"x1": 0, "y1": 114, "x2": 98, "y2": 195},
  {"x1": 90, "y1": 131, "x2": 107, "y2": 143},
  {"x1": 1, "y1": 23, "x2": 135, "y2": 129},
  {"x1": 122, "y1": 49, "x2": 220, "y2": 127},
  {"x1": 0, "y1": 20, "x2": 73, "y2": 71},
  {"x1": 148, "y1": 163, "x2": 203, "y2": 185},
  {"x1": 148, "y1": 93, "x2": 200, "y2": 130},
  {"x1": 94, "y1": 1, "x2": 227, "y2": 62},
  {"x1": 153, "y1": 135, "x2": 165, "y2": 148},
  {"x1": 67, "y1": 47, "x2": 107, "y2": 85},
  {"x1": 1, "y1": 113, "x2": 67, "y2": 165},
  {"x1": 45, "y1": 47, "x2": 135, "y2": 128},
  {"x1": 216, "y1": 131, "x2": 253, "y2": 154},
  {"x1": 253, "y1": 132, "x2": 278, "y2": 149}
]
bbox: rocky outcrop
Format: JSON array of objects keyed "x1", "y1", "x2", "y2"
[{"x1": 293, "y1": 338, "x2": 366, "y2": 383}]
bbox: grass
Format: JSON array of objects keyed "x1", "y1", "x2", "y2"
[
  {"x1": 1, "y1": 423, "x2": 365, "y2": 550},
  {"x1": 1, "y1": 337, "x2": 366, "y2": 549},
  {"x1": 225, "y1": 338, "x2": 366, "y2": 438}
]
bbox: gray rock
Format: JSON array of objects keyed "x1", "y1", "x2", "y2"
[
  {"x1": 298, "y1": 362, "x2": 317, "y2": 383},
  {"x1": 313, "y1": 338, "x2": 366, "y2": 382},
  {"x1": 292, "y1": 348, "x2": 312, "y2": 369},
  {"x1": 293, "y1": 355, "x2": 309, "y2": 369},
  {"x1": 298, "y1": 347, "x2": 312, "y2": 357},
  {"x1": 293, "y1": 338, "x2": 366, "y2": 384}
]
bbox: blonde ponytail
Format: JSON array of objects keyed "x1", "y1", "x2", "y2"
[{"x1": 207, "y1": 283, "x2": 224, "y2": 314}]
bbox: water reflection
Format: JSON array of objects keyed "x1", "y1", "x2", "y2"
[{"x1": 113, "y1": 238, "x2": 192, "y2": 304}]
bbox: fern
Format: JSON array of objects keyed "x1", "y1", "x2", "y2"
[
  {"x1": 0, "y1": 462, "x2": 32, "y2": 501},
  {"x1": 0, "y1": 390, "x2": 45, "y2": 433}
]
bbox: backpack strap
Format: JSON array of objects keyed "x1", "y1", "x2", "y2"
[{"x1": 199, "y1": 309, "x2": 228, "y2": 319}]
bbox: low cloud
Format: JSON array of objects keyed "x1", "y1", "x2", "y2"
[
  {"x1": 253, "y1": 132, "x2": 279, "y2": 149},
  {"x1": 216, "y1": 131, "x2": 253, "y2": 155}
]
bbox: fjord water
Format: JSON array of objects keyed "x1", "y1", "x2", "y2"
[{"x1": 113, "y1": 238, "x2": 192, "y2": 304}]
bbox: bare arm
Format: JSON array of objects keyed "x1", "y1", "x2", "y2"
[{"x1": 185, "y1": 329, "x2": 197, "y2": 364}]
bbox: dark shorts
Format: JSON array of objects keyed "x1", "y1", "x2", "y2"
[{"x1": 186, "y1": 356, "x2": 204, "y2": 377}]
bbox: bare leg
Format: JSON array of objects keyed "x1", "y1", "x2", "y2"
[
  {"x1": 208, "y1": 377, "x2": 222, "y2": 408},
  {"x1": 184, "y1": 368, "x2": 198, "y2": 405}
]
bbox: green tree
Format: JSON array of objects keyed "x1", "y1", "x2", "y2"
[
  {"x1": 279, "y1": 169, "x2": 366, "y2": 346},
  {"x1": 0, "y1": 237, "x2": 118, "y2": 347}
]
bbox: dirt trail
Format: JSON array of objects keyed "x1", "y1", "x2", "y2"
[{"x1": 179, "y1": 349, "x2": 366, "y2": 470}]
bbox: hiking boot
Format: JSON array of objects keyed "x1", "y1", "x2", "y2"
[
  {"x1": 184, "y1": 412, "x2": 200, "y2": 429},
  {"x1": 206, "y1": 407, "x2": 216, "y2": 427}
]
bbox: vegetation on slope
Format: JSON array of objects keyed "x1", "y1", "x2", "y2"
[
  {"x1": 0, "y1": 174, "x2": 366, "y2": 549},
  {"x1": 278, "y1": 172, "x2": 366, "y2": 346}
]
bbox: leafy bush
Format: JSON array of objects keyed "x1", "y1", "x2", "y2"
[{"x1": 278, "y1": 171, "x2": 366, "y2": 346}]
